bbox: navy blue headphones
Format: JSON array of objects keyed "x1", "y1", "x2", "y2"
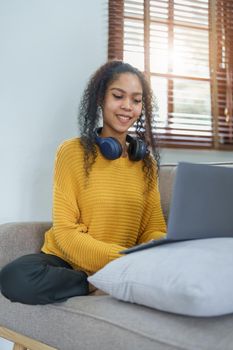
[{"x1": 95, "y1": 128, "x2": 147, "y2": 161}]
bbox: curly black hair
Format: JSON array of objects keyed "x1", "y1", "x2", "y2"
[{"x1": 78, "y1": 60, "x2": 160, "y2": 192}]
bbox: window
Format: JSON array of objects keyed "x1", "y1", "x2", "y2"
[{"x1": 108, "y1": 0, "x2": 233, "y2": 149}]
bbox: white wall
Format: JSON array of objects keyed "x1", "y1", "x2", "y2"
[
  {"x1": 0, "y1": 1, "x2": 107, "y2": 347},
  {"x1": 0, "y1": 0, "x2": 108, "y2": 225},
  {"x1": 161, "y1": 148, "x2": 233, "y2": 164}
]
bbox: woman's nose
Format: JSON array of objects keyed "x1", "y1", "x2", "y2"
[{"x1": 121, "y1": 98, "x2": 132, "y2": 110}]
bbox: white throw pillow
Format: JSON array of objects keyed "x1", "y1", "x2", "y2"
[{"x1": 88, "y1": 238, "x2": 233, "y2": 317}]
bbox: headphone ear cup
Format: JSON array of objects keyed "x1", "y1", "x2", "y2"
[
  {"x1": 128, "y1": 138, "x2": 147, "y2": 161},
  {"x1": 96, "y1": 137, "x2": 123, "y2": 160}
]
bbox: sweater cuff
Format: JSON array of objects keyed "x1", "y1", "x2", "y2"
[
  {"x1": 109, "y1": 244, "x2": 126, "y2": 261},
  {"x1": 142, "y1": 231, "x2": 167, "y2": 243}
]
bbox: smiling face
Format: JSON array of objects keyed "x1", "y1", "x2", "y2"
[{"x1": 101, "y1": 73, "x2": 143, "y2": 144}]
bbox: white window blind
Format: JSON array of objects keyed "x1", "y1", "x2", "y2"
[{"x1": 108, "y1": 0, "x2": 233, "y2": 149}]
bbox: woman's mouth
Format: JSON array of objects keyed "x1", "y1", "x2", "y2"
[{"x1": 116, "y1": 114, "x2": 132, "y2": 123}]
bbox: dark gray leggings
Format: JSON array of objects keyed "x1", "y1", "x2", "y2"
[{"x1": 0, "y1": 253, "x2": 89, "y2": 305}]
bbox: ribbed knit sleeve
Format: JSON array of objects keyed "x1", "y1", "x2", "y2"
[{"x1": 51, "y1": 142, "x2": 125, "y2": 273}]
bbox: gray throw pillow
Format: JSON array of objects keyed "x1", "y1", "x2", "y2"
[{"x1": 88, "y1": 238, "x2": 233, "y2": 317}]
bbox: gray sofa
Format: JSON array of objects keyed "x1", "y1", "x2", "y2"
[{"x1": 1, "y1": 163, "x2": 233, "y2": 350}]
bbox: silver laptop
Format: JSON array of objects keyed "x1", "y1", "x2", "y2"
[{"x1": 121, "y1": 162, "x2": 233, "y2": 254}]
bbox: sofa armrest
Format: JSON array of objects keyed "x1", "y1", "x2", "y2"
[
  {"x1": 0, "y1": 222, "x2": 52, "y2": 268},
  {"x1": 159, "y1": 164, "x2": 177, "y2": 222}
]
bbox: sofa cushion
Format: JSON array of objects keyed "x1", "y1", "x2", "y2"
[
  {"x1": 89, "y1": 238, "x2": 233, "y2": 317},
  {"x1": 1, "y1": 293, "x2": 233, "y2": 350}
]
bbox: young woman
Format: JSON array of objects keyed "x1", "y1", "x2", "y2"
[{"x1": 0, "y1": 60, "x2": 166, "y2": 305}]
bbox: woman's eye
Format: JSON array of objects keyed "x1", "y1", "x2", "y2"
[
  {"x1": 134, "y1": 99, "x2": 142, "y2": 104},
  {"x1": 113, "y1": 94, "x2": 123, "y2": 99}
]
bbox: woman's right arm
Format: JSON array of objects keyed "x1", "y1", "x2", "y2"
[{"x1": 51, "y1": 142, "x2": 125, "y2": 274}]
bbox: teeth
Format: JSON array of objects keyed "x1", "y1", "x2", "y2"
[{"x1": 118, "y1": 115, "x2": 130, "y2": 120}]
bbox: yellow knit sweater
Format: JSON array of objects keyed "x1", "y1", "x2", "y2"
[{"x1": 41, "y1": 138, "x2": 166, "y2": 274}]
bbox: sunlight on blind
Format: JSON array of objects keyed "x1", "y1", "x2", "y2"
[{"x1": 124, "y1": 0, "x2": 212, "y2": 148}]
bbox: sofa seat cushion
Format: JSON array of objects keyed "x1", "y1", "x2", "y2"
[{"x1": 1, "y1": 293, "x2": 233, "y2": 350}]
